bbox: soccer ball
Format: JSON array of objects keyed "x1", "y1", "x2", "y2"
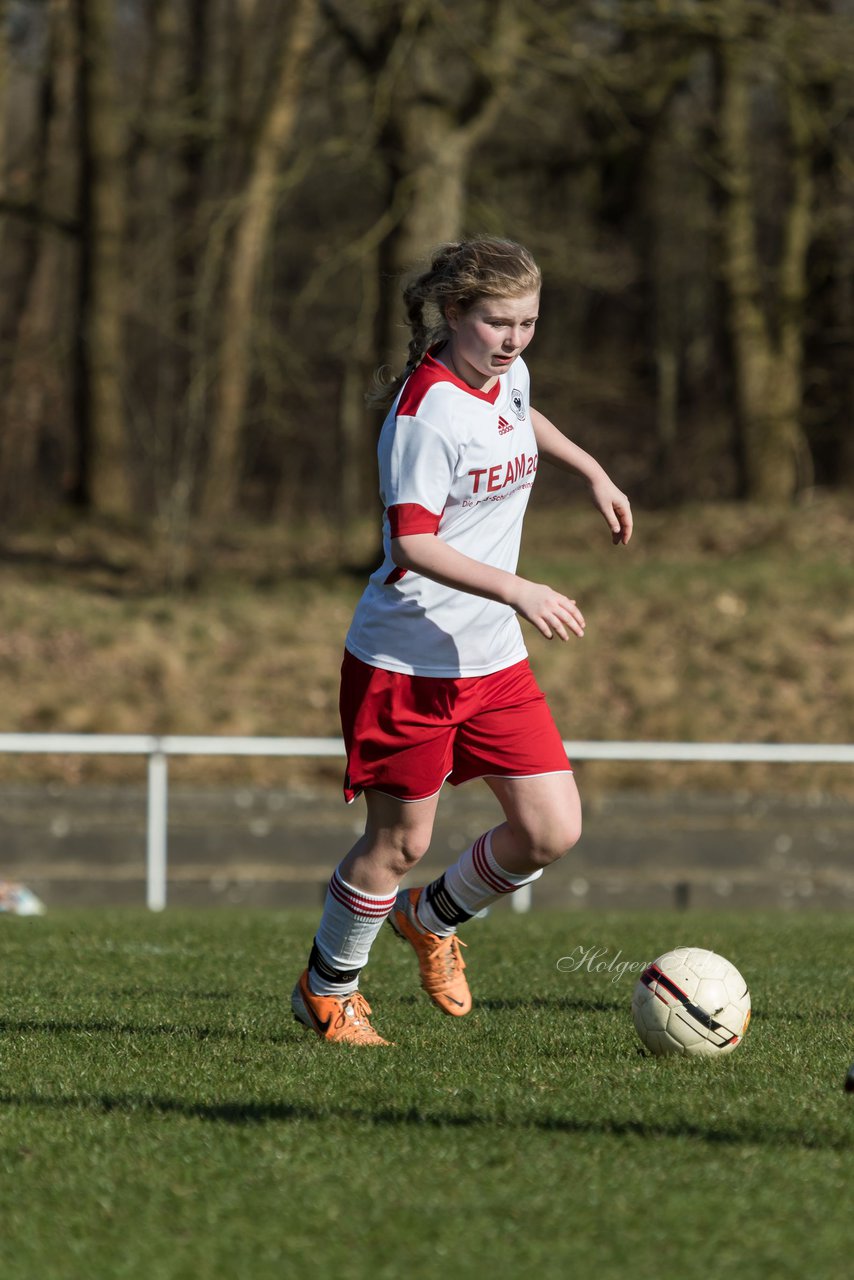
[{"x1": 631, "y1": 947, "x2": 751, "y2": 1057}]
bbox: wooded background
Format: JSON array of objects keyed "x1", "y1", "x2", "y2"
[{"x1": 1, "y1": 0, "x2": 852, "y2": 541}]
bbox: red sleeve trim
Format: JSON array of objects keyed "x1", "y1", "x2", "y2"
[{"x1": 387, "y1": 503, "x2": 441, "y2": 537}]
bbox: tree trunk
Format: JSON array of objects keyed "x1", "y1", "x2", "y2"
[
  {"x1": 0, "y1": 1, "x2": 48, "y2": 516},
  {"x1": 374, "y1": 1, "x2": 521, "y2": 374},
  {"x1": 200, "y1": 0, "x2": 318, "y2": 520},
  {"x1": 134, "y1": 0, "x2": 210, "y2": 544},
  {"x1": 376, "y1": 110, "x2": 474, "y2": 374},
  {"x1": 71, "y1": 0, "x2": 129, "y2": 514},
  {"x1": 646, "y1": 124, "x2": 682, "y2": 486},
  {"x1": 0, "y1": 0, "x2": 8, "y2": 173},
  {"x1": 715, "y1": 1, "x2": 812, "y2": 502},
  {"x1": 337, "y1": 244, "x2": 381, "y2": 544}
]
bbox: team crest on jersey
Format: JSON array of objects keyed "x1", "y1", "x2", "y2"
[
  {"x1": 497, "y1": 414, "x2": 514, "y2": 436},
  {"x1": 510, "y1": 389, "x2": 526, "y2": 420}
]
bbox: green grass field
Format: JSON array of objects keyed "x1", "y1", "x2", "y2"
[{"x1": 1, "y1": 908, "x2": 852, "y2": 1278}]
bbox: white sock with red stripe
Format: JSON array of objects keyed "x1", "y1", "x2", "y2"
[
  {"x1": 309, "y1": 867, "x2": 398, "y2": 996},
  {"x1": 416, "y1": 828, "x2": 543, "y2": 937}
]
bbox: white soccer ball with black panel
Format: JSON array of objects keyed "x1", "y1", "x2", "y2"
[{"x1": 631, "y1": 947, "x2": 751, "y2": 1057}]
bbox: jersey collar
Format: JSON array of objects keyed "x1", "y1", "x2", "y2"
[{"x1": 423, "y1": 349, "x2": 502, "y2": 405}]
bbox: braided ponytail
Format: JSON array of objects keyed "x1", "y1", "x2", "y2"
[
  {"x1": 367, "y1": 237, "x2": 541, "y2": 408},
  {"x1": 401, "y1": 280, "x2": 432, "y2": 377}
]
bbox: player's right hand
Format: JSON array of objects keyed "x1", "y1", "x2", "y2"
[{"x1": 512, "y1": 581, "x2": 585, "y2": 641}]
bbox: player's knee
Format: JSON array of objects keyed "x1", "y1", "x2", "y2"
[
  {"x1": 517, "y1": 811, "x2": 582, "y2": 868},
  {"x1": 384, "y1": 827, "x2": 432, "y2": 877}
]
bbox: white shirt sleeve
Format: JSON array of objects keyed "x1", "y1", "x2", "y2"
[{"x1": 379, "y1": 408, "x2": 459, "y2": 520}]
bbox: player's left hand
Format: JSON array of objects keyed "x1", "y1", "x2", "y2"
[{"x1": 589, "y1": 476, "x2": 633, "y2": 545}]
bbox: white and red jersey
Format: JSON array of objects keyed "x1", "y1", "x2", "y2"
[{"x1": 345, "y1": 351, "x2": 538, "y2": 677}]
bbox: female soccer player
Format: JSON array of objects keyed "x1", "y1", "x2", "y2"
[{"x1": 292, "y1": 237, "x2": 632, "y2": 1044}]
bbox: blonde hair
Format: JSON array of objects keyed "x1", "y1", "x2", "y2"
[{"x1": 369, "y1": 237, "x2": 541, "y2": 407}]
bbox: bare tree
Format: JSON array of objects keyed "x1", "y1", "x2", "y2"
[
  {"x1": 71, "y1": 0, "x2": 129, "y2": 513},
  {"x1": 2, "y1": 0, "x2": 853, "y2": 528},
  {"x1": 325, "y1": 0, "x2": 524, "y2": 370},
  {"x1": 713, "y1": 0, "x2": 815, "y2": 501},
  {"x1": 0, "y1": 0, "x2": 79, "y2": 519},
  {"x1": 317, "y1": 0, "x2": 524, "y2": 537},
  {"x1": 123, "y1": 0, "x2": 218, "y2": 558},
  {"x1": 524, "y1": 2, "x2": 709, "y2": 492},
  {"x1": 200, "y1": 0, "x2": 319, "y2": 520},
  {"x1": 0, "y1": 0, "x2": 7, "y2": 174},
  {"x1": 0, "y1": 0, "x2": 52, "y2": 514}
]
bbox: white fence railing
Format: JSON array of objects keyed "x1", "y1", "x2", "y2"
[{"x1": 1, "y1": 733, "x2": 852, "y2": 911}]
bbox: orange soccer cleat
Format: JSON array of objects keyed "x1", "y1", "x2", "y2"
[
  {"x1": 291, "y1": 971, "x2": 391, "y2": 1046},
  {"x1": 387, "y1": 888, "x2": 472, "y2": 1017}
]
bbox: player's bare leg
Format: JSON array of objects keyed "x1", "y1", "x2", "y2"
[
  {"x1": 339, "y1": 788, "x2": 441, "y2": 895},
  {"x1": 485, "y1": 771, "x2": 582, "y2": 875},
  {"x1": 293, "y1": 789, "x2": 439, "y2": 1044},
  {"x1": 392, "y1": 771, "x2": 581, "y2": 1015}
]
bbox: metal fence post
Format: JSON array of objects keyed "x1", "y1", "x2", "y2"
[
  {"x1": 146, "y1": 746, "x2": 168, "y2": 911},
  {"x1": 511, "y1": 883, "x2": 533, "y2": 913},
  {"x1": 0, "y1": 733, "x2": 852, "y2": 912}
]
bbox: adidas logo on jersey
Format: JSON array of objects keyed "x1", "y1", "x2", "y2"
[{"x1": 497, "y1": 414, "x2": 514, "y2": 436}]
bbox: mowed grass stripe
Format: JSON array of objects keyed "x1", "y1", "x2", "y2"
[{"x1": 1, "y1": 909, "x2": 852, "y2": 1279}]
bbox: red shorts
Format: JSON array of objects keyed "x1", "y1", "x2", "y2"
[{"x1": 340, "y1": 650, "x2": 571, "y2": 804}]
